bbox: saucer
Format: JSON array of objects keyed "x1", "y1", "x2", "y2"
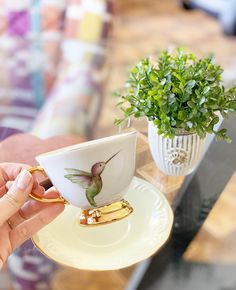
[{"x1": 32, "y1": 177, "x2": 173, "y2": 271}]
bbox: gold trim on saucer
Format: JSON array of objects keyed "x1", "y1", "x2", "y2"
[{"x1": 79, "y1": 199, "x2": 133, "y2": 226}]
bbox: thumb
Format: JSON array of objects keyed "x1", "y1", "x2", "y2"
[{"x1": 0, "y1": 170, "x2": 33, "y2": 225}]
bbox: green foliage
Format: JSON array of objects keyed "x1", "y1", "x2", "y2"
[{"x1": 115, "y1": 48, "x2": 236, "y2": 142}]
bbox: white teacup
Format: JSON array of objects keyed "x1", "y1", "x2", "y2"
[{"x1": 29, "y1": 131, "x2": 137, "y2": 225}]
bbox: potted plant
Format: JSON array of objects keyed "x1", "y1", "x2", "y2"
[{"x1": 115, "y1": 48, "x2": 236, "y2": 176}]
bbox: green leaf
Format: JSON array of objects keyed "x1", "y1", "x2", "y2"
[
  {"x1": 186, "y1": 80, "x2": 196, "y2": 89},
  {"x1": 187, "y1": 121, "x2": 193, "y2": 128},
  {"x1": 199, "y1": 96, "x2": 206, "y2": 105},
  {"x1": 172, "y1": 72, "x2": 182, "y2": 81},
  {"x1": 160, "y1": 78, "x2": 166, "y2": 85},
  {"x1": 196, "y1": 126, "x2": 206, "y2": 138},
  {"x1": 114, "y1": 118, "x2": 123, "y2": 125},
  {"x1": 216, "y1": 128, "x2": 232, "y2": 143},
  {"x1": 172, "y1": 87, "x2": 182, "y2": 95},
  {"x1": 195, "y1": 89, "x2": 201, "y2": 96},
  {"x1": 187, "y1": 101, "x2": 195, "y2": 108},
  {"x1": 178, "y1": 110, "x2": 187, "y2": 121},
  {"x1": 202, "y1": 86, "x2": 210, "y2": 95}
]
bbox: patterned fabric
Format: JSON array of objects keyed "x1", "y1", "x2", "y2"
[
  {"x1": 0, "y1": 0, "x2": 113, "y2": 138},
  {"x1": 32, "y1": 0, "x2": 113, "y2": 139},
  {"x1": 0, "y1": 264, "x2": 11, "y2": 290},
  {"x1": 8, "y1": 240, "x2": 58, "y2": 290},
  {"x1": 0, "y1": 0, "x2": 65, "y2": 132},
  {"x1": 0, "y1": 0, "x2": 112, "y2": 137}
]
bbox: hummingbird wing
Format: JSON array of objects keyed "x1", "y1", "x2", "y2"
[
  {"x1": 64, "y1": 168, "x2": 91, "y2": 177},
  {"x1": 86, "y1": 177, "x2": 103, "y2": 207},
  {"x1": 64, "y1": 168, "x2": 92, "y2": 189}
]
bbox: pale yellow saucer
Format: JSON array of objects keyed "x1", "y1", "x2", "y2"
[{"x1": 32, "y1": 177, "x2": 174, "y2": 271}]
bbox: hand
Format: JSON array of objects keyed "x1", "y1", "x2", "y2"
[{"x1": 0, "y1": 163, "x2": 64, "y2": 270}]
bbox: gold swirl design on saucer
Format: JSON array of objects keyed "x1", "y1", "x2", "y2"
[{"x1": 80, "y1": 199, "x2": 133, "y2": 226}]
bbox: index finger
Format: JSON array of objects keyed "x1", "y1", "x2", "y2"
[
  {"x1": 0, "y1": 167, "x2": 8, "y2": 196},
  {"x1": 0, "y1": 170, "x2": 34, "y2": 225},
  {"x1": 0, "y1": 163, "x2": 29, "y2": 181},
  {"x1": 0, "y1": 163, "x2": 31, "y2": 197}
]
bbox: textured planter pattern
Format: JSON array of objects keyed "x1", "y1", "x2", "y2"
[{"x1": 148, "y1": 121, "x2": 206, "y2": 176}]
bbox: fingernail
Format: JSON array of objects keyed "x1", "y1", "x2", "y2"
[{"x1": 17, "y1": 170, "x2": 32, "y2": 190}]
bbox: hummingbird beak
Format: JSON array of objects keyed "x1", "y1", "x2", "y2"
[{"x1": 105, "y1": 151, "x2": 120, "y2": 164}]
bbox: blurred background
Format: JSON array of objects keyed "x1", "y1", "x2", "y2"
[
  {"x1": 0, "y1": 0, "x2": 236, "y2": 289},
  {"x1": 98, "y1": 0, "x2": 236, "y2": 137}
]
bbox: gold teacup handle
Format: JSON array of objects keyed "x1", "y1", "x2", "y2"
[{"x1": 28, "y1": 166, "x2": 67, "y2": 204}]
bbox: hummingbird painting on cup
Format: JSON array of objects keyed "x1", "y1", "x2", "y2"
[{"x1": 64, "y1": 151, "x2": 120, "y2": 207}]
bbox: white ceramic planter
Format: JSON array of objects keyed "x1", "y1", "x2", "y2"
[{"x1": 148, "y1": 121, "x2": 206, "y2": 176}]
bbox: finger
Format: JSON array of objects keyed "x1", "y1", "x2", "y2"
[
  {"x1": 0, "y1": 170, "x2": 33, "y2": 225},
  {"x1": 0, "y1": 163, "x2": 33, "y2": 198},
  {"x1": 0, "y1": 168, "x2": 8, "y2": 196},
  {"x1": 6, "y1": 181, "x2": 45, "y2": 197},
  {"x1": 6, "y1": 176, "x2": 39, "y2": 192},
  {"x1": 0, "y1": 222, "x2": 12, "y2": 267},
  {"x1": 0, "y1": 184, "x2": 7, "y2": 198},
  {"x1": 10, "y1": 203, "x2": 64, "y2": 250},
  {"x1": 0, "y1": 163, "x2": 27, "y2": 181},
  {"x1": 7, "y1": 188, "x2": 59, "y2": 228},
  {"x1": 32, "y1": 185, "x2": 45, "y2": 196},
  {"x1": 18, "y1": 188, "x2": 61, "y2": 220},
  {"x1": 0, "y1": 162, "x2": 38, "y2": 187},
  {"x1": 6, "y1": 185, "x2": 47, "y2": 228},
  {"x1": 5, "y1": 181, "x2": 13, "y2": 190}
]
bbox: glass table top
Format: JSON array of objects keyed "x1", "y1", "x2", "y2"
[{"x1": 127, "y1": 114, "x2": 236, "y2": 290}]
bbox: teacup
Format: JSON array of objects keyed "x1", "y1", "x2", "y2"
[{"x1": 29, "y1": 131, "x2": 137, "y2": 225}]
